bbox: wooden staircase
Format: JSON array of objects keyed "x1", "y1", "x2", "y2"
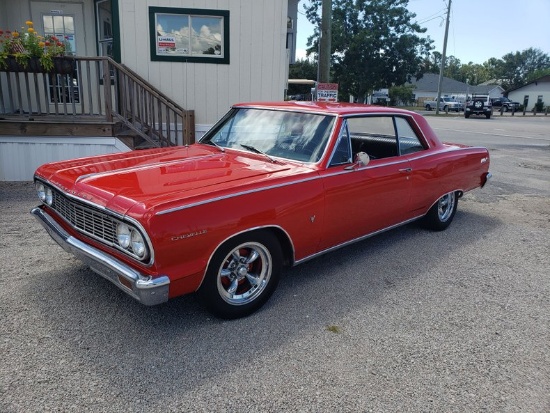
[{"x1": 0, "y1": 56, "x2": 195, "y2": 148}]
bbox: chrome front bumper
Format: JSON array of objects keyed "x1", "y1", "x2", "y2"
[{"x1": 31, "y1": 206, "x2": 169, "y2": 306}]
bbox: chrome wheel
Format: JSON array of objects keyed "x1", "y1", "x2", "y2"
[
  {"x1": 437, "y1": 192, "x2": 456, "y2": 223},
  {"x1": 217, "y1": 242, "x2": 272, "y2": 305},
  {"x1": 423, "y1": 191, "x2": 458, "y2": 231},
  {"x1": 199, "y1": 230, "x2": 282, "y2": 319}
]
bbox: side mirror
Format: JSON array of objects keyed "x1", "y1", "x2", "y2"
[
  {"x1": 355, "y1": 151, "x2": 370, "y2": 166},
  {"x1": 345, "y1": 152, "x2": 370, "y2": 170}
]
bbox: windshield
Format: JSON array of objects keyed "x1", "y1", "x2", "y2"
[{"x1": 200, "y1": 108, "x2": 335, "y2": 163}]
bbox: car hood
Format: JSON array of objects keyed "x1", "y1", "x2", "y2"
[{"x1": 36, "y1": 144, "x2": 310, "y2": 215}]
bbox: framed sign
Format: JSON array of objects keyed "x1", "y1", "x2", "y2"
[
  {"x1": 317, "y1": 83, "x2": 339, "y2": 102},
  {"x1": 149, "y1": 7, "x2": 229, "y2": 64}
]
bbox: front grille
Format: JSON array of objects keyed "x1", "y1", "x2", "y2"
[{"x1": 51, "y1": 190, "x2": 119, "y2": 247}]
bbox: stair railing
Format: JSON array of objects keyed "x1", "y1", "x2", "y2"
[{"x1": 0, "y1": 56, "x2": 195, "y2": 147}]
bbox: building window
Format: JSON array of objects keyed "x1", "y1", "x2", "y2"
[{"x1": 149, "y1": 7, "x2": 229, "y2": 64}]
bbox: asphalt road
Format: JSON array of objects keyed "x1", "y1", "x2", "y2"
[{"x1": 1, "y1": 115, "x2": 549, "y2": 412}]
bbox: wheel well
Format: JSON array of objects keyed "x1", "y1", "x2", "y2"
[
  {"x1": 425, "y1": 189, "x2": 462, "y2": 215},
  {"x1": 268, "y1": 227, "x2": 295, "y2": 267},
  {"x1": 253, "y1": 227, "x2": 294, "y2": 267},
  {"x1": 216, "y1": 226, "x2": 295, "y2": 268}
]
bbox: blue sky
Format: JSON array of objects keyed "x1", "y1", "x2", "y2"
[{"x1": 296, "y1": 0, "x2": 550, "y2": 64}]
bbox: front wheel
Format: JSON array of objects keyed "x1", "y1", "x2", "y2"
[
  {"x1": 198, "y1": 230, "x2": 282, "y2": 319},
  {"x1": 422, "y1": 191, "x2": 458, "y2": 231}
]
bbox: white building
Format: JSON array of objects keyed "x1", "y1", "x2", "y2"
[
  {"x1": 507, "y1": 75, "x2": 550, "y2": 111},
  {"x1": 0, "y1": 0, "x2": 300, "y2": 180}
]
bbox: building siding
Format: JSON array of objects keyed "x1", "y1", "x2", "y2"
[
  {"x1": 119, "y1": 0, "x2": 288, "y2": 126},
  {"x1": 0, "y1": 137, "x2": 130, "y2": 181},
  {"x1": 508, "y1": 80, "x2": 550, "y2": 111}
]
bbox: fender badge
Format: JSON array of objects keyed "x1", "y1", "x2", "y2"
[{"x1": 171, "y1": 229, "x2": 207, "y2": 241}]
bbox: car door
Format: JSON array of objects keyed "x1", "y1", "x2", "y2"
[
  {"x1": 318, "y1": 116, "x2": 413, "y2": 249},
  {"x1": 397, "y1": 115, "x2": 447, "y2": 215}
]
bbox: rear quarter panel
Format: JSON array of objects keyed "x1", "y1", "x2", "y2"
[{"x1": 407, "y1": 144, "x2": 490, "y2": 214}]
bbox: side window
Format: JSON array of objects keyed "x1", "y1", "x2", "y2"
[
  {"x1": 347, "y1": 116, "x2": 398, "y2": 160},
  {"x1": 394, "y1": 117, "x2": 426, "y2": 155},
  {"x1": 329, "y1": 122, "x2": 352, "y2": 166}
]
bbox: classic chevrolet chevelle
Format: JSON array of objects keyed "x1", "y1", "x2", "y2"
[{"x1": 32, "y1": 102, "x2": 491, "y2": 318}]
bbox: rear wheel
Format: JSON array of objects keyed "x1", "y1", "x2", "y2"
[
  {"x1": 486, "y1": 113, "x2": 491, "y2": 119},
  {"x1": 464, "y1": 112, "x2": 470, "y2": 118},
  {"x1": 422, "y1": 191, "x2": 458, "y2": 231},
  {"x1": 425, "y1": 104, "x2": 432, "y2": 111},
  {"x1": 198, "y1": 230, "x2": 282, "y2": 319}
]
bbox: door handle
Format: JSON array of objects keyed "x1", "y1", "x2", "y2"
[{"x1": 399, "y1": 168, "x2": 412, "y2": 173}]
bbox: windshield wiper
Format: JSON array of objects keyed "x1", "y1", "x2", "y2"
[
  {"x1": 240, "y1": 144, "x2": 276, "y2": 163},
  {"x1": 205, "y1": 140, "x2": 225, "y2": 152}
]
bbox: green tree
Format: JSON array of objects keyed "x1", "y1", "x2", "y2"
[
  {"x1": 421, "y1": 51, "x2": 442, "y2": 74},
  {"x1": 495, "y1": 48, "x2": 550, "y2": 89},
  {"x1": 305, "y1": 0, "x2": 433, "y2": 102},
  {"x1": 457, "y1": 62, "x2": 492, "y2": 85},
  {"x1": 287, "y1": 59, "x2": 318, "y2": 97},
  {"x1": 526, "y1": 68, "x2": 550, "y2": 83},
  {"x1": 389, "y1": 84, "x2": 415, "y2": 105}
]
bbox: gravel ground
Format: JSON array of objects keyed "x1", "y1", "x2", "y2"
[{"x1": 1, "y1": 117, "x2": 549, "y2": 412}]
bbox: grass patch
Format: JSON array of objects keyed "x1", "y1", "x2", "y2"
[{"x1": 326, "y1": 325, "x2": 341, "y2": 334}]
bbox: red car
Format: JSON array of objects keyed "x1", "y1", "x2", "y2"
[{"x1": 32, "y1": 102, "x2": 491, "y2": 318}]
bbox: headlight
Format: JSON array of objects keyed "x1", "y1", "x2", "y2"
[
  {"x1": 116, "y1": 223, "x2": 131, "y2": 248},
  {"x1": 131, "y1": 230, "x2": 146, "y2": 258},
  {"x1": 45, "y1": 187, "x2": 53, "y2": 205},
  {"x1": 116, "y1": 222, "x2": 149, "y2": 261},
  {"x1": 36, "y1": 182, "x2": 46, "y2": 201}
]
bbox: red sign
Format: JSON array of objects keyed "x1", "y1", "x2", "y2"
[
  {"x1": 317, "y1": 83, "x2": 338, "y2": 102},
  {"x1": 158, "y1": 36, "x2": 176, "y2": 48}
]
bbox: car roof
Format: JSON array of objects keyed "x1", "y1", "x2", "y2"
[
  {"x1": 232, "y1": 101, "x2": 417, "y2": 117},
  {"x1": 231, "y1": 101, "x2": 444, "y2": 149}
]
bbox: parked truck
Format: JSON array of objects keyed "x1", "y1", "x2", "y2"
[{"x1": 424, "y1": 97, "x2": 463, "y2": 112}]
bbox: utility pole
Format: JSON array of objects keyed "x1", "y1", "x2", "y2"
[
  {"x1": 435, "y1": 0, "x2": 451, "y2": 115},
  {"x1": 318, "y1": 0, "x2": 332, "y2": 84}
]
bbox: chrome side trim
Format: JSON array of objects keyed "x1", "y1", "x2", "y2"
[
  {"x1": 31, "y1": 206, "x2": 169, "y2": 306},
  {"x1": 156, "y1": 158, "x2": 411, "y2": 216},
  {"x1": 294, "y1": 215, "x2": 424, "y2": 266},
  {"x1": 156, "y1": 175, "x2": 323, "y2": 215}
]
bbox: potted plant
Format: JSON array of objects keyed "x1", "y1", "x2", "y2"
[{"x1": 0, "y1": 20, "x2": 73, "y2": 73}]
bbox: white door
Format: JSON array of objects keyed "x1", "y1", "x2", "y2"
[
  {"x1": 31, "y1": 2, "x2": 87, "y2": 110},
  {"x1": 31, "y1": 2, "x2": 87, "y2": 56}
]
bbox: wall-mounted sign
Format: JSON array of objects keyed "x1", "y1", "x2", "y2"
[{"x1": 317, "y1": 83, "x2": 338, "y2": 102}]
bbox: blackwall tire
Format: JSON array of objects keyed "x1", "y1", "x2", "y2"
[
  {"x1": 422, "y1": 192, "x2": 458, "y2": 231},
  {"x1": 198, "y1": 230, "x2": 282, "y2": 319}
]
